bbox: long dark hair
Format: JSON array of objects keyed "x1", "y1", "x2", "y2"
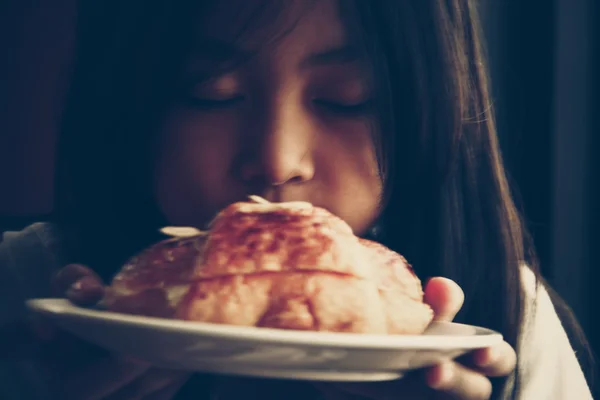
[
  {"x1": 340, "y1": 2, "x2": 527, "y2": 396},
  {"x1": 54, "y1": 1, "x2": 593, "y2": 397}
]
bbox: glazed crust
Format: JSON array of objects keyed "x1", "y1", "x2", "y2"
[
  {"x1": 105, "y1": 200, "x2": 433, "y2": 334},
  {"x1": 104, "y1": 236, "x2": 204, "y2": 318},
  {"x1": 195, "y1": 201, "x2": 370, "y2": 279}
]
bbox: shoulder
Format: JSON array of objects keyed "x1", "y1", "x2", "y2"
[
  {"x1": 0, "y1": 223, "x2": 63, "y2": 399},
  {"x1": 2, "y1": 222, "x2": 60, "y2": 247},
  {"x1": 0, "y1": 222, "x2": 64, "y2": 306},
  {"x1": 514, "y1": 265, "x2": 592, "y2": 399},
  {"x1": 1, "y1": 222, "x2": 63, "y2": 270}
]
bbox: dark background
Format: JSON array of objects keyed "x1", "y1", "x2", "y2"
[
  {"x1": 482, "y1": 0, "x2": 598, "y2": 380},
  {"x1": 1, "y1": 0, "x2": 598, "y2": 396},
  {"x1": 482, "y1": 0, "x2": 598, "y2": 395}
]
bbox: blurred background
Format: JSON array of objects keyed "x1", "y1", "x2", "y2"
[{"x1": 0, "y1": 0, "x2": 598, "y2": 395}]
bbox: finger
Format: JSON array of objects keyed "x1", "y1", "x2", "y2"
[
  {"x1": 52, "y1": 263, "x2": 103, "y2": 297},
  {"x1": 423, "y1": 277, "x2": 464, "y2": 322},
  {"x1": 45, "y1": 330, "x2": 108, "y2": 363},
  {"x1": 426, "y1": 361, "x2": 492, "y2": 400},
  {"x1": 313, "y1": 383, "x2": 367, "y2": 400},
  {"x1": 32, "y1": 317, "x2": 59, "y2": 340},
  {"x1": 60, "y1": 358, "x2": 150, "y2": 400},
  {"x1": 144, "y1": 375, "x2": 190, "y2": 400},
  {"x1": 105, "y1": 369, "x2": 190, "y2": 400},
  {"x1": 67, "y1": 275, "x2": 106, "y2": 306},
  {"x1": 470, "y1": 341, "x2": 517, "y2": 377},
  {"x1": 1, "y1": 322, "x2": 102, "y2": 361},
  {"x1": 0, "y1": 320, "x2": 52, "y2": 358},
  {"x1": 331, "y1": 374, "x2": 430, "y2": 400}
]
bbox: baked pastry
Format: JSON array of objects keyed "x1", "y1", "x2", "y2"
[
  {"x1": 104, "y1": 234, "x2": 205, "y2": 318},
  {"x1": 104, "y1": 198, "x2": 433, "y2": 334}
]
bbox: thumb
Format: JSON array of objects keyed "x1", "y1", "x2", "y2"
[
  {"x1": 52, "y1": 263, "x2": 105, "y2": 306},
  {"x1": 1, "y1": 264, "x2": 105, "y2": 361},
  {"x1": 424, "y1": 277, "x2": 464, "y2": 322}
]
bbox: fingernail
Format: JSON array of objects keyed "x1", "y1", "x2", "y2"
[
  {"x1": 476, "y1": 347, "x2": 496, "y2": 367},
  {"x1": 427, "y1": 362, "x2": 453, "y2": 389},
  {"x1": 67, "y1": 276, "x2": 105, "y2": 306}
]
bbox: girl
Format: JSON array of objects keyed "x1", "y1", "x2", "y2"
[{"x1": 0, "y1": 0, "x2": 592, "y2": 399}]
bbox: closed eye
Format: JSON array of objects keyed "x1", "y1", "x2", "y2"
[
  {"x1": 312, "y1": 99, "x2": 371, "y2": 116},
  {"x1": 183, "y1": 95, "x2": 245, "y2": 110}
]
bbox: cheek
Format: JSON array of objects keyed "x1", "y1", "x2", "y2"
[
  {"x1": 153, "y1": 111, "x2": 240, "y2": 226},
  {"x1": 315, "y1": 121, "x2": 382, "y2": 234}
]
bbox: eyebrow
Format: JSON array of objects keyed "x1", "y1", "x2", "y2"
[
  {"x1": 191, "y1": 40, "x2": 251, "y2": 62},
  {"x1": 190, "y1": 41, "x2": 361, "y2": 69},
  {"x1": 300, "y1": 45, "x2": 361, "y2": 68}
]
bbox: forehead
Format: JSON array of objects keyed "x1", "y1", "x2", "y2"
[{"x1": 195, "y1": 0, "x2": 347, "y2": 52}]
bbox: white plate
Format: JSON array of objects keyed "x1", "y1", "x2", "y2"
[{"x1": 27, "y1": 299, "x2": 502, "y2": 382}]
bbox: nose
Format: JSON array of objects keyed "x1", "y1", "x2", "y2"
[{"x1": 239, "y1": 101, "x2": 315, "y2": 187}]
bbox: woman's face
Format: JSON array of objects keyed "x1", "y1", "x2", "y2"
[{"x1": 154, "y1": 0, "x2": 382, "y2": 235}]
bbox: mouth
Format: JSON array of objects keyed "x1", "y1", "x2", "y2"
[
  {"x1": 239, "y1": 187, "x2": 304, "y2": 205},
  {"x1": 260, "y1": 187, "x2": 282, "y2": 203}
]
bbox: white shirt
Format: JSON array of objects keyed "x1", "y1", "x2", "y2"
[{"x1": 504, "y1": 267, "x2": 592, "y2": 399}]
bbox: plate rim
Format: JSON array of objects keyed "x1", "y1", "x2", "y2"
[{"x1": 27, "y1": 298, "x2": 503, "y2": 351}]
